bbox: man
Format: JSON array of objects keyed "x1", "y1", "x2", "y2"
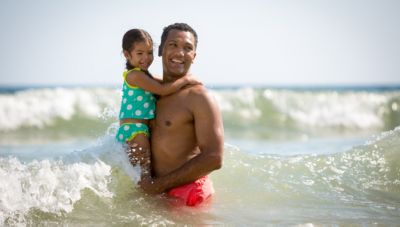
[{"x1": 139, "y1": 23, "x2": 224, "y2": 206}]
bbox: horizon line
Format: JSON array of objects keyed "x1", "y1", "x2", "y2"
[{"x1": 1, "y1": 83, "x2": 400, "y2": 90}]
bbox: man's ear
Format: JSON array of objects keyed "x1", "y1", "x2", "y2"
[
  {"x1": 158, "y1": 45, "x2": 162, "y2": 57},
  {"x1": 192, "y1": 52, "x2": 197, "y2": 63}
]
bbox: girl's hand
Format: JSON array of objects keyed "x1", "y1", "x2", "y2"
[
  {"x1": 185, "y1": 74, "x2": 202, "y2": 86},
  {"x1": 172, "y1": 74, "x2": 203, "y2": 92}
]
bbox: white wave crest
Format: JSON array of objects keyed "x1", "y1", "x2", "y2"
[
  {"x1": 211, "y1": 87, "x2": 262, "y2": 120},
  {"x1": 2, "y1": 87, "x2": 399, "y2": 132},
  {"x1": 263, "y1": 89, "x2": 398, "y2": 129},
  {"x1": 0, "y1": 88, "x2": 120, "y2": 131}
]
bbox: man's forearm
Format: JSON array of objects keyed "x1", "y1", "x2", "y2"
[{"x1": 159, "y1": 150, "x2": 221, "y2": 188}]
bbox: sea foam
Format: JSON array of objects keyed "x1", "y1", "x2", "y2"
[{"x1": 0, "y1": 157, "x2": 112, "y2": 224}]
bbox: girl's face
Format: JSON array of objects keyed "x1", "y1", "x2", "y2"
[{"x1": 124, "y1": 41, "x2": 153, "y2": 70}]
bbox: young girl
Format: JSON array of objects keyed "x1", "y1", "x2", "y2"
[{"x1": 116, "y1": 28, "x2": 198, "y2": 169}]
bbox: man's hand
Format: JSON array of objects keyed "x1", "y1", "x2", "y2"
[{"x1": 138, "y1": 177, "x2": 165, "y2": 195}]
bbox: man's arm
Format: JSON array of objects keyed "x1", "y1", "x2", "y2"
[{"x1": 139, "y1": 86, "x2": 224, "y2": 194}]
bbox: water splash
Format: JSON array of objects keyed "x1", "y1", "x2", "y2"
[{"x1": 0, "y1": 157, "x2": 112, "y2": 224}]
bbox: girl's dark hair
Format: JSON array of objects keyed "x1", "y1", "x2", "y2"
[
  {"x1": 158, "y1": 23, "x2": 198, "y2": 56},
  {"x1": 122, "y1": 28, "x2": 153, "y2": 71}
]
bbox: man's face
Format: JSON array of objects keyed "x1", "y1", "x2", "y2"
[{"x1": 162, "y1": 29, "x2": 196, "y2": 77}]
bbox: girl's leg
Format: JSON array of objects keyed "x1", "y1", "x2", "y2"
[{"x1": 126, "y1": 134, "x2": 152, "y2": 179}]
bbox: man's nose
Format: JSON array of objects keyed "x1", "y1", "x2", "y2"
[{"x1": 176, "y1": 47, "x2": 185, "y2": 56}]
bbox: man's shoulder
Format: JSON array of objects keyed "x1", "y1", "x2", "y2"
[
  {"x1": 185, "y1": 84, "x2": 211, "y2": 100},
  {"x1": 184, "y1": 85, "x2": 218, "y2": 109}
]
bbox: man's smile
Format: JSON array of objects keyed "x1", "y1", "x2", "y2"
[
  {"x1": 169, "y1": 58, "x2": 185, "y2": 73},
  {"x1": 170, "y1": 58, "x2": 184, "y2": 64}
]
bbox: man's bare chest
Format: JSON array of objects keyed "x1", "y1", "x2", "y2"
[{"x1": 155, "y1": 95, "x2": 193, "y2": 129}]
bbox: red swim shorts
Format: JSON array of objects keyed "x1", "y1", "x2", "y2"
[{"x1": 168, "y1": 176, "x2": 214, "y2": 206}]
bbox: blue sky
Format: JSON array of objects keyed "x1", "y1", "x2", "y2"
[{"x1": 1, "y1": 0, "x2": 400, "y2": 86}]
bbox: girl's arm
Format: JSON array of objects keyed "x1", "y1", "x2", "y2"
[
  {"x1": 151, "y1": 75, "x2": 163, "y2": 83},
  {"x1": 126, "y1": 71, "x2": 200, "y2": 96}
]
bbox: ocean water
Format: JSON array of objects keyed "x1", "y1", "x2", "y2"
[{"x1": 0, "y1": 86, "x2": 400, "y2": 226}]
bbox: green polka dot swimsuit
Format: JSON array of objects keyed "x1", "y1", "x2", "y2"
[
  {"x1": 116, "y1": 68, "x2": 156, "y2": 142},
  {"x1": 119, "y1": 68, "x2": 156, "y2": 120}
]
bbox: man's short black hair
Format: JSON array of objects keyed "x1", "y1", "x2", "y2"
[{"x1": 158, "y1": 23, "x2": 198, "y2": 56}]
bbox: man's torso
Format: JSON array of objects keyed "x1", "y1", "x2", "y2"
[{"x1": 150, "y1": 85, "x2": 202, "y2": 177}]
